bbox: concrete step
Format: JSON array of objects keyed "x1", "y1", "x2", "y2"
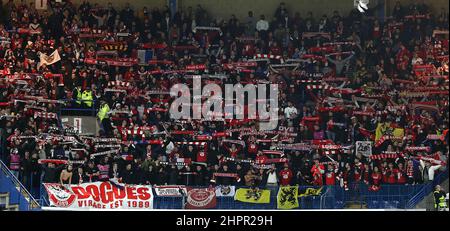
[
  {"x1": 6, "y1": 204, "x2": 19, "y2": 211},
  {"x1": 345, "y1": 201, "x2": 367, "y2": 209},
  {"x1": 0, "y1": 192, "x2": 10, "y2": 207}
]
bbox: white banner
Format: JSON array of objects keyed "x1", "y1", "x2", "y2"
[
  {"x1": 43, "y1": 182, "x2": 154, "y2": 210},
  {"x1": 153, "y1": 185, "x2": 187, "y2": 196},
  {"x1": 215, "y1": 185, "x2": 236, "y2": 197},
  {"x1": 356, "y1": 141, "x2": 372, "y2": 157},
  {"x1": 38, "y1": 50, "x2": 61, "y2": 69},
  {"x1": 36, "y1": 0, "x2": 48, "y2": 10},
  {"x1": 73, "y1": 117, "x2": 82, "y2": 133}
]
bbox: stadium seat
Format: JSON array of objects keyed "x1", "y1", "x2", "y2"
[
  {"x1": 334, "y1": 201, "x2": 344, "y2": 209},
  {"x1": 390, "y1": 200, "x2": 400, "y2": 208},
  {"x1": 367, "y1": 201, "x2": 379, "y2": 209}
]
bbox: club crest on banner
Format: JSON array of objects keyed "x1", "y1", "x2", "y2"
[
  {"x1": 215, "y1": 185, "x2": 236, "y2": 197},
  {"x1": 186, "y1": 188, "x2": 216, "y2": 209},
  {"x1": 45, "y1": 183, "x2": 76, "y2": 207}
]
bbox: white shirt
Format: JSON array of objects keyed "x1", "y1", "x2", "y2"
[
  {"x1": 267, "y1": 171, "x2": 278, "y2": 184},
  {"x1": 256, "y1": 20, "x2": 269, "y2": 31},
  {"x1": 284, "y1": 106, "x2": 298, "y2": 119}
]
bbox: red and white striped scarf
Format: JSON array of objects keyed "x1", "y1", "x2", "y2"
[
  {"x1": 34, "y1": 112, "x2": 57, "y2": 119},
  {"x1": 254, "y1": 54, "x2": 283, "y2": 60},
  {"x1": 108, "y1": 81, "x2": 131, "y2": 88}
]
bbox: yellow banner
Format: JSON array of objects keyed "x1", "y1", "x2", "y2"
[
  {"x1": 277, "y1": 186, "x2": 299, "y2": 209},
  {"x1": 234, "y1": 188, "x2": 271, "y2": 204},
  {"x1": 298, "y1": 187, "x2": 323, "y2": 197}
]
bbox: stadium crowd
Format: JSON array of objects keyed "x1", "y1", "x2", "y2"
[{"x1": 0, "y1": 0, "x2": 449, "y2": 197}]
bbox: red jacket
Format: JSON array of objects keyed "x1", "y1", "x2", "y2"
[
  {"x1": 311, "y1": 164, "x2": 325, "y2": 186},
  {"x1": 397, "y1": 168, "x2": 407, "y2": 184},
  {"x1": 325, "y1": 171, "x2": 336, "y2": 185},
  {"x1": 196, "y1": 151, "x2": 207, "y2": 163},
  {"x1": 386, "y1": 169, "x2": 397, "y2": 184},
  {"x1": 371, "y1": 172, "x2": 382, "y2": 186},
  {"x1": 247, "y1": 143, "x2": 258, "y2": 154},
  {"x1": 279, "y1": 169, "x2": 293, "y2": 186}
]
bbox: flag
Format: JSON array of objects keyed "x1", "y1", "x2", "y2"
[
  {"x1": 298, "y1": 187, "x2": 323, "y2": 197},
  {"x1": 215, "y1": 186, "x2": 236, "y2": 197},
  {"x1": 375, "y1": 122, "x2": 383, "y2": 141},
  {"x1": 38, "y1": 50, "x2": 61, "y2": 69},
  {"x1": 36, "y1": 0, "x2": 48, "y2": 10},
  {"x1": 185, "y1": 188, "x2": 216, "y2": 209},
  {"x1": 393, "y1": 128, "x2": 404, "y2": 138},
  {"x1": 234, "y1": 188, "x2": 271, "y2": 203},
  {"x1": 375, "y1": 122, "x2": 392, "y2": 141},
  {"x1": 277, "y1": 186, "x2": 299, "y2": 209},
  {"x1": 137, "y1": 49, "x2": 153, "y2": 64}
]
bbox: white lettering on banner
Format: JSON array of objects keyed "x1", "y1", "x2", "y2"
[
  {"x1": 43, "y1": 182, "x2": 154, "y2": 210},
  {"x1": 154, "y1": 186, "x2": 188, "y2": 196}
]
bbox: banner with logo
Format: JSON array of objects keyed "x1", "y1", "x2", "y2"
[
  {"x1": 234, "y1": 188, "x2": 271, "y2": 204},
  {"x1": 277, "y1": 186, "x2": 299, "y2": 209},
  {"x1": 355, "y1": 141, "x2": 372, "y2": 157},
  {"x1": 38, "y1": 50, "x2": 61, "y2": 69},
  {"x1": 185, "y1": 188, "x2": 216, "y2": 209},
  {"x1": 215, "y1": 185, "x2": 236, "y2": 197},
  {"x1": 298, "y1": 187, "x2": 323, "y2": 197},
  {"x1": 43, "y1": 182, "x2": 153, "y2": 210},
  {"x1": 154, "y1": 185, "x2": 187, "y2": 196}
]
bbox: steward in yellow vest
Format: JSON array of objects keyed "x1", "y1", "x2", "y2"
[
  {"x1": 97, "y1": 101, "x2": 110, "y2": 122},
  {"x1": 81, "y1": 89, "x2": 93, "y2": 108},
  {"x1": 434, "y1": 185, "x2": 447, "y2": 211},
  {"x1": 73, "y1": 86, "x2": 82, "y2": 106}
]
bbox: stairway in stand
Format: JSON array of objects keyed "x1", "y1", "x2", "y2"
[
  {"x1": 0, "y1": 192, "x2": 19, "y2": 211},
  {"x1": 344, "y1": 201, "x2": 368, "y2": 209}
]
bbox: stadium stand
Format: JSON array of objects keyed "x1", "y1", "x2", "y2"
[{"x1": 0, "y1": 0, "x2": 448, "y2": 210}]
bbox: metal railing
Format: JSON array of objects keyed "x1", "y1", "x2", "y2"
[
  {"x1": 0, "y1": 159, "x2": 40, "y2": 211},
  {"x1": 406, "y1": 170, "x2": 449, "y2": 209},
  {"x1": 38, "y1": 179, "x2": 449, "y2": 210},
  {"x1": 59, "y1": 99, "x2": 98, "y2": 117},
  {"x1": 39, "y1": 184, "x2": 324, "y2": 210},
  {"x1": 31, "y1": 167, "x2": 450, "y2": 210},
  {"x1": 318, "y1": 181, "x2": 446, "y2": 210}
]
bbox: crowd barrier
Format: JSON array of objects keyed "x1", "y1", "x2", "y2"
[{"x1": 38, "y1": 177, "x2": 448, "y2": 210}]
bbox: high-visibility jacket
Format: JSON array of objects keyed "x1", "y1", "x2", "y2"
[
  {"x1": 75, "y1": 87, "x2": 82, "y2": 105},
  {"x1": 434, "y1": 190, "x2": 447, "y2": 209},
  {"x1": 81, "y1": 90, "x2": 93, "y2": 107},
  {"x1": 98, "y1": 103, "x2": 110, "y2": 121}
]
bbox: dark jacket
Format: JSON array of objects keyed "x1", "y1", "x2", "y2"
[
  {"x1": 121, "y1": 169, "x2": 136, "y2": 184},
  {"x1": 72, "y1": 170, "x2": 90, "y2": 184}
]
